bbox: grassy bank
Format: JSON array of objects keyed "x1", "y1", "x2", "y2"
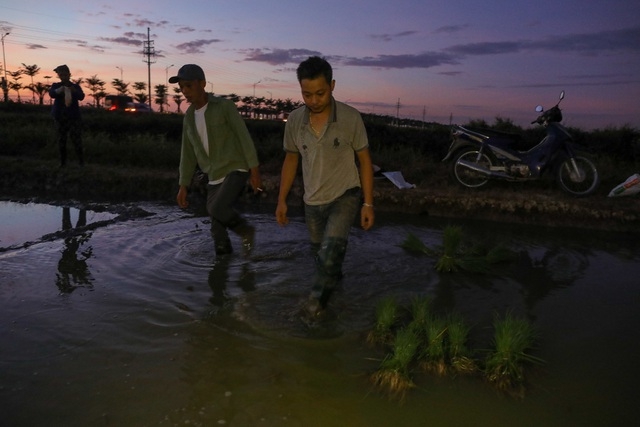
[{"x1": 1, "y1": 102, "x2": 639, "y2": 231}]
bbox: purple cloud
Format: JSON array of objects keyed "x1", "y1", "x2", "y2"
[{"x1": 175, "y1": 39, "x2": 223, "y2": 54}]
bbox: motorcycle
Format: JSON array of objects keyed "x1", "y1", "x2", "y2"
[{"x1": 442, "y1": 91, "x2": 599, "y2": 196}]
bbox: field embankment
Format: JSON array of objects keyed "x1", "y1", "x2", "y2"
[
  {"x1": 1, "y1": 103, "x2": 639, "y2": 232},
  {"x1": 1, "y1": 155, "x2": 639, "y2": 233}
]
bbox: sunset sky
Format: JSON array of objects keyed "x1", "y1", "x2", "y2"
[{"x1": 1, "y1": 0, "x2": 638, "y2": 129}]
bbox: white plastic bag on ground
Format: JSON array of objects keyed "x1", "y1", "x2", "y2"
[
  {"x1": 381, "y1": 171, "x2": 416, "y2": 189},
  {"x1": 608, "y1": 173, "x2": 640, "y2": 197}
]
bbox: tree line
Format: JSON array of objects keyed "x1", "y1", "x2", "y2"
[{"x1": 0, "y1": 62, "x2": 304, "y2": 117}]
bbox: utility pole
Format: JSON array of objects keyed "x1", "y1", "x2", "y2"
[
  {"x1": 1, "y1": 32, "x2": 9, "y2": 102},
  {"x1": 396, "y1": 98, "x2": 401, "y2": 127},
  {"x1": 142, "y1": 27, "x2": 156, "y2": 111}
]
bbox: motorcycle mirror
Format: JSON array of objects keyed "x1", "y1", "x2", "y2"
[{"x1": 535, "y1": 105, "x2": 543, "y2": 112}]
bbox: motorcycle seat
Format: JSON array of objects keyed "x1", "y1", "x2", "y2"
[
  {"x1": 468, "y1": 127, "x2": 521, "y2": 141},
  {"x1": 469, "y1": 127, "x2": 535, "y2": 151}
]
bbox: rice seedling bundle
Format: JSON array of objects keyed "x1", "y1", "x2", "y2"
[
  {"x1": 446, "y1": 313, "x2": 478, "y2": 374},
  {"x1": 371, "y1": 327, "x2": 421, "y2": 400},
  {"x1": 435, "y1": 226, "x2": 463, "y2": 272},
  {"x1": 399, "y1": 232, "x2": 437, "y2": 256},
  {"x1": 420, "y1": 315, "x2": 449, "y2": 376},
  {"x1": 367, "y1": 296, "x2": 400, "y2": 346},
  {"x1": 407, "y1": 296, "x2": 432, "y2": 338},
  {"x1": 484, "y1": 312, "x2": 543, "y2": 396}
]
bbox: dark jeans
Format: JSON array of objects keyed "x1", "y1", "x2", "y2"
[
  {"x1": 304, "y1": 187, "x2": 361, "y2": 303},
  {"x1": 55, "y1": 117, "x2": 83, "y2": 166},
  {"x1": 206, "y1": 171, "x2": 249, "y2": 249}
]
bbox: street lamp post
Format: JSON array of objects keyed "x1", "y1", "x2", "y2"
[
  {"x1": 116, "y1": 66, "x2": 123, "y2": 80},
  {"x1": 163, "y1": 64, "x2": 174, "y2": 111},
  {"x1": 253, "y1": 80, "x2": 261, "y2": 97},
  {"x1": 1, "y1": 32, "x2": 9, "y2": 102},
  {"x1": 165, "y1": 64, "x2": 174, "y2": 85}
]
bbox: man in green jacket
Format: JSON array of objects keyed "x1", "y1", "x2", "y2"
[{"x1": 171, "y1": 64, "x2": 262, "y2": 256}]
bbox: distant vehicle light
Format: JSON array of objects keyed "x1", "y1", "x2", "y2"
[{"x1": 124, "y1": 102, "x2": 151, "y2": 113}]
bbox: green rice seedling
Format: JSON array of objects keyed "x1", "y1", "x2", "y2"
[
  {"x1": 484, "y1": 312, "x2": 544, "y2": 397},
  {"x1": 434, "y1": 226, "x2": 463, "y2": 273},
  {"x1": 484, "y1": 245, "x2": 517, "y2": 265},
  {"x1": 407, "y1": 295, "x2": 432, "y2": 338},
  {"x1": 446, "y1": 312, "x2": 478, "y2": 375},
  {"x1": 399, "y1": 232, "x2": 438, "y2": 256},
  {"x1": 420, "y1": 314, "x2": 449, "y2": 376},
  {"x1": 371, "y1": 327, "x2": 420, "y2": 400},
  {"x1": 402, "y1": 227, "x2": 516, "y2": 274},
  {"x1": 454, "y1": 243, "x2": 516, "y2": 273},
  {"x1": 453, "y1": 255, "x2": 489, "y2": 274},
  {"x1": 367, "y1": 296, "x2": 400, "y2": 346}
]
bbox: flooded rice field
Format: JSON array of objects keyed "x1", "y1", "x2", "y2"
[{"x1": 0, "y1": 200, "x2": 639, "y2": 426}]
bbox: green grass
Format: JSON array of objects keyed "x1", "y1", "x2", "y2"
[{"x1": 1, "y1": 102, "x2": 637, "y2": 188}]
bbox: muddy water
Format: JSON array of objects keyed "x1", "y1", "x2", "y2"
[{"x1": 0, "y1": 201, "x2": 638, "y2": 426}]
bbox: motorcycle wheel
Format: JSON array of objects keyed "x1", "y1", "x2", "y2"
[
  {"x1": 451, "y1": 149, "x2": 492, "y2": 188},
  {"x1": 556, "y1": 156, "x2": 600, "y2": 196}
]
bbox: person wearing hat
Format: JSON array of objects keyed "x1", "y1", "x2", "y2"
[
  {"x1": 170, "y1": 64, "x2": 262, "y2": 256},
  {"x1": 49, "y1": 64, "x2": 85, "y2": 167}
]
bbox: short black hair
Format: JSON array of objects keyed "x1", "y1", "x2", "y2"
[{"x1": 296, "y1": 56, "x2": 332, "y2": 84}]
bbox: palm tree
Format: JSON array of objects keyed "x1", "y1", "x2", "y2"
[
  {"x1": 252, "y1": 96, "x2": 265, "y2": 119},
  {"x1": 31, "y1": 82, "x2": 50, "y2": 105},
  {"x1": 1, "y1": 76, "x2": 8, "y2": 103},
  {"x1": 84, "y1": 75, "x2": 107, "y2": 107},
  {"x1": 283, "y1": 98, "x2": 297, "y2": 113},
  {"x1": 20, "y1": 63, "x2": 40, "y2": 103},
  {"x1": 275, "y1": 98, "x2": 286, "y2": 120},
  {"x1": 154, "y1": 84, "x2": 168, "y2": 113},
  {"x1": 133, "y1": 81, "x2": 147, "y2": 104},
  {"x1": 264, "y1": 97, "x2": 277, "y2": 119},
  {"x1": 240, "y1": 96, "x2": 252, "y2": 117},
  {"x1": 172, "y1": 87, "x2": 184, "y2": 113},
  {"x1": 111, "y1": 78, "x2": 130, "y2": 96},
  {"x1": 8, "y1": 70, "x2": 22, "y2": 102}
]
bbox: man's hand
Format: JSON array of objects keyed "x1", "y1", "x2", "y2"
[
  {"x1": 176, "y1": 186, "x2": 189, "y2": 209},
  {"x1": 361, "y1": 205, "x2": 375, "y2": 230},
  {"x1": 275, "y1": 201, "x2": 289, "y2": 226}
]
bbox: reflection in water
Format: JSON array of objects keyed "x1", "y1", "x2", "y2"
[
  {"x1": 513, "y1": 244, "x2": 589, "y2": 314},
  {"x1": 1, "y1": 206, "x2": 639, "y2": 426},
  {"x1": 55, "y1": 207, "x2": 94, "y2": 293},
  {"x1": 208, "y1": 256, "x2": 256, "y2": 308}
]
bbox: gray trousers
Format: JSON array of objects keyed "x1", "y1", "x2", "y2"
[{"x1": 206, "y1": 171, "x2": 249, "y2": 248}]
